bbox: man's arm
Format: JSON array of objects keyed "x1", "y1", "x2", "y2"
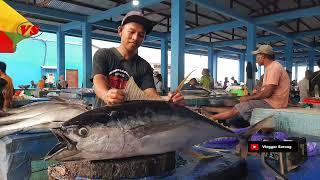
[
  {"x1": 93, "y1": 74, "x2": 109, "y2": 99},
  {"x1": 93, "y1": 74, "x2": 124, "y2": 105},
  {"x1": 240, "y1": 84, "x2": 277, "y2": 102},
  {"x1": 144, "y1": 87, "x2": 184, "y2": 104},
  {"x1": 2, "y1": 90, "x2": 11, "y2": 111},
  {"x1": 144, "y1": 88, "x2": 160, "y2": 98}
]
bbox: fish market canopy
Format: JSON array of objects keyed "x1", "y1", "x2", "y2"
[
  {"x1": 4, "y1": 0, "x2": 320, "y2": 63},
  {"x1": 0, "y1": 1, "x2": 38, "y2": 53}
]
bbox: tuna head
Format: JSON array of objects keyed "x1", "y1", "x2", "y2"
[
  {"x1": 45, "y1": 117, "x2": 130, "y2": 161},
  {"x1": 45, "y1": 127, "x2": 80, "y2": 161}
]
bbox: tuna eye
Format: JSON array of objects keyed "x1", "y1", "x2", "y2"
[{"x1": 78, "y1": 127, "x2": 88, "y2": 137}]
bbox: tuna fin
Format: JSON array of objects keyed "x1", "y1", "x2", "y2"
[
  {"x1": 123, "y1": 77, "x2": 162, "y2": 101},
  {"x1": 175, "y1": 70, "x2": 196, "y2": 93},
  {"x1": 239, "y1": 115, "x2": 274, "y2": 139},
  {"x1": 238, "y1": 115, "x2": 275, "y2": 159}
]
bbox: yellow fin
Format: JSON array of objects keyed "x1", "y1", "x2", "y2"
[{"x1": 175, "y1": 70, "x2": 196, "y2": 92}]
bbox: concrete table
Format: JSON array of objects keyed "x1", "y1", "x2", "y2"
[{"x1": 251, "y1": 107, "x2": 320, "y2": 137}]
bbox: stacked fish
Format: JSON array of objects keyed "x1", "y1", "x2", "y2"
[{"x1": 0, "y1": 101, "x2": 89, "y2": 138}]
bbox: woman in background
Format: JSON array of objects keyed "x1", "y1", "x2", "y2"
[
  {"x1": 154, "y1": 74, "x2": 164, "y2": 95},
  {"x1": 57, "y1": 75, "x2": 68, "y2": 89}
]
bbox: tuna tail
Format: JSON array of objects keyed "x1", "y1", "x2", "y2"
[
  {"x1": 238, "y1": 115, "x2": 275, "y2": 159},
  {"x1": 239, "y1": 115, "x2": 287, "y2": 180}
]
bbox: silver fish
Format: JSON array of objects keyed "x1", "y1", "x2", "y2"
[
  {"x1": 0, "y1": 103, "x2": 88, "y2": 138},
  {"x1": 0, "y1": 102, "x2": 77, "y2": 125},
  {"x1": 46, "y1": 100, "x2": 260, "y2": 161}
]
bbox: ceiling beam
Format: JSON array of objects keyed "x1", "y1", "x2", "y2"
[
  {"x1": 37, "y1": 22, "x2": 162, "y2": 48},
  {"x1": 185, "y1": 21, "x2": 243, "y2": 37},
  {"x1": 254, "y1": 6, "x2": 320, "y2": 25},
  {"x1": 7, "y1": 1, "x2": 166, "y2": 39},
  {"x1": 191, "y1": 0, "x2": 320, "y2": 52},
  {"x1": 63, "y1": 0, "x2": 164, "y2": 31},
  {"x1": 185, "y1": 2, "x2": 320, "y2": 39},
  {"x1": 5, "y1": 0, "x2": 85, "y2": 21}
]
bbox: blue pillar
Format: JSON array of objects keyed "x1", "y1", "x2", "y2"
[
  {"x1": 212, "y1": 50, "x2": 218, "y2": 83},
  {"x1": 57, "y1": 30, "x2": 65, "y2": 80},
  {"x1": 257, "y1": 65, "x2": 261, "y2": 80},
  {"x1": 82, "y1": 22, "x2": 92, "y2": 88},
  {"x1": 208, "y1": 47, "x2": 213, "y2": 81},
  {"x1": 161, "y1": 38, "x2": 168, "y2": 92},
  {"x1": 246, "y1": 23, "x2": 256, "y2": 92},
  {"x1": 308, "y1": 50, "x2": 315, "y2": 72},
  {"x1": 170, "y1": 0, "x2": 185, "y2": 90},
  {"x1": 285, "y1": 38, "x2": 293, "y2": 79},
  {"x1": 295, "y1": 63, "x2": 298, "y2": 81},
  {"x1": 239, "y1": 53, "x2": 245, "y2": 82}
]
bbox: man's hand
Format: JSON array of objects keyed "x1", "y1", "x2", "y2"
[
  {"x1": 2, "y1": 90, "x2": 6, "y2": 97},
  {"x1": 168, "y1": 91, "x2": 185, "y2": 105},
  {"x1": 200, "y1": 108, "x2": 212, "y2": 119},
  {"x1": 102, "y1": 89, "x2": 125, "y2": 105},
  {"x1": 240, "y1": 95, "x2": 251, "y2": 102},
  {"x1": 252, "y1": 89, "x2": 257, "y2": 95}
]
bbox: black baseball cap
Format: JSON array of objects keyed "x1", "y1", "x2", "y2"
[{"x1": 121, "y1": 11, "x2": 154, "y2": 34}]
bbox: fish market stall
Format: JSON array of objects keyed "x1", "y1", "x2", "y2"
[{"x1": 181, "y1": 88, "x2": 239, "y2": 107}]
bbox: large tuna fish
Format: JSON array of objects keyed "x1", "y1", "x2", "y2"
[{"x1": 45, "y1": 100, "x2": 272, "y2": 161}]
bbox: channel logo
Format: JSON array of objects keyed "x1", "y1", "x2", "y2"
[
  {"x1": 249, "y1": 143, "x2": 260, "y2": 151},
  {"x1": 16, "y1": 22, "x2": 42, "y2": 37},
  {"x1": 248, "y1": 141, "x2": 298, "y2": 152}
]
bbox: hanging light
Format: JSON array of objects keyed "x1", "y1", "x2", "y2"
[{"x1": 132, "y1": 0, "x2": 139, "y2": 6}]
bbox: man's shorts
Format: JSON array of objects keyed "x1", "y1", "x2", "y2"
[{"x1": 234, "y1": 100, "x2": 273, "y2": 121}]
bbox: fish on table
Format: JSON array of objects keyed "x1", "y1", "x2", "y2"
[
  {"x1": 0, "y1": 101, "x2": 85, "y2": 126},
  {"x1": 0, "y1": 102, "x2": 89, "y2": 138},
  {"x1": 45, "y1": 100, "x2": 272, "y2": 161}
]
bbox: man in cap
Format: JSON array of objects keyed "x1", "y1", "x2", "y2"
[
  {"x1": 309, "y1": 59, "x2": 320, "y2": 96},
  {"x1": 202, "y1": 45, "x2": 290, "y2": 127},
  {"x1": 92, "y1": 11, "x2": 184, "y2": 107},
  {"x1": 0, "y1": 61, "x2": 14, "y2": 111}
]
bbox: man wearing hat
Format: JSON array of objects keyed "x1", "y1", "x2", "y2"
[
  {"x1": 0, "y1": 61, "x2": 14, "y2": 111},
  {"x1": 202, "y1": 45, "x2": 290, "y2": 127},
  {"x1": 92, "y1": 11, "x2": 184, "y2": 107}
]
